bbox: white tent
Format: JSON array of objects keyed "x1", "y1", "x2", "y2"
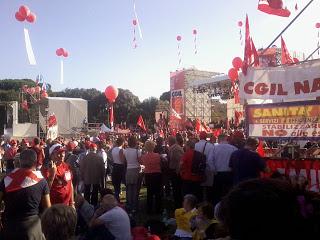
[{"x1": 47, "y1": 97, "x2": 88, "y2": 135}]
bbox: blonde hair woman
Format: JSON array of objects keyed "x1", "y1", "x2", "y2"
[{"x1": 141, "y1": 140, "x2": 162, "y2": 214}]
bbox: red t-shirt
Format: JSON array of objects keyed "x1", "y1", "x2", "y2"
[
  {"x1": 180, "y1": 149, "x2": 202, "y2": 182},
  {"x1": 141, "y1": 152, "x2": 161, "y2": 174},
  {"x1": 42, "y1": 162, "x2": 73, "y2": 205},
  {"x1": 32, "y1": 146, "x2": 45, "y2": 167}
]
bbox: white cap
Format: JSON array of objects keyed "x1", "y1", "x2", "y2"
[{"x1": 49, "y1": 143, "x2": 62, "y2": 156}]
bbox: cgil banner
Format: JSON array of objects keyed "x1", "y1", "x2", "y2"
[
  {"x1": 246, "y1": 100, "x2": 320, "y2": 139},
  {"x1": 239, "y1": 59, "x2": 320, "y2": 101}
]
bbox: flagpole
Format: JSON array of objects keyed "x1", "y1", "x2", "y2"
[
  {"x1": 260, "y1": 0, "x2": 314, "y2": 56},
  {"x1": 305, "y1": 45, "x2": 320, "y2": 61}
]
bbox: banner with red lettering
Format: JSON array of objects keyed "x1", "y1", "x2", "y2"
[
  {"x1": 239, "y1": 59, "x2": 320, "y2": 101},
  {"x1": 170, "y1": 71, "x2": 185, "y2": 129},
  {"x1": 246, "y1": 100, "x2": 320, "y2": 139}
]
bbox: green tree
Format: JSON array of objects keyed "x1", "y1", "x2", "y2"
[
  {"x1": 140, "y1": 97, "x2": 159, "y2": 128},
  {"x1": 160, "y1": 91, "x2": 170, "y2": 102},
  {"x1": 113, "y1": 89, "x2": 141, "y2": 126}
]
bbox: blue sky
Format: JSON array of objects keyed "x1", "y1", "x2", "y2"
[{"x1": 0, "y1": 0, "x2": 319, "y2": 100}]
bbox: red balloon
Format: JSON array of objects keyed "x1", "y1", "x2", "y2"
[
  {"x1": 21, "y1": 100, "x2": 29, "y2": 111},
  {"x1": 15, "y1": 11, "x2": 25, "y2": 22},
  {"x1": 26, "y1": 12, "x2": 36, "y2": 23},
  {"x1": 133, "y1": 19, "x2": 137, "y2": 26},
  {"x1": 232, "y1": 57, "x2": 243, "y2": 70},
  {"x1": 293, "y1": 57, "x2": 299, "y2": 63},
  {"x1": 316, "y1": 23, "x2": 320, "y2": 29},
  {"x1": 19, "y1": 5, "x2": 30, "y2": 19},
  {"x1": 63, "y1": 50, "x2": 69, "y2": 58},
  {"x1": 176, "y1": 35, "x2": 182, "y2": 41},
  {"x1": 238, "y1": 21, "x2": 243, "y2": 27},
  {"x1": 56, "y1": 48, "x2": 63, "y2": 56},
  {"x1": 228, "y1": 68, "x2": 239, "y2": 81},
  {"x1": 41, "y1": 91, "x2": 48, "y2": 98},
  {"x1": 193, "y1": 29, "x2": 197, "y2": 35},
  {"x1": 104, "y1": 86, "x2": 119, "y2": 103},
  {"x1": 35, "y1": 86, "x2": 41, "y2": 93}
]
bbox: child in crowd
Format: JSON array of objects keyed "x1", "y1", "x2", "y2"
[
  {"x1": 174, "y1": 194, "x2": 198, "y2": 240},
  {"x1": 192, "y1": 203, "x2": 218, "y2": 240}
]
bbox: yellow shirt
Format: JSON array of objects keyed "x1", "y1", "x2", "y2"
[{"x1": 175, "y1": 208, "x2": 198, "y2": 234}]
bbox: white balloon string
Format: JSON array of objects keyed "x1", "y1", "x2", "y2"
[
  {"x1": 133, "y1": 0, "x2": 143, "y2": 40},
  {"x1": 133, "y1": 26, "x2": 137, "y2": 49},
  {"x1": 24, "y1": 28, "x2": 37, "y2": 65},
  {"x1": 194, "y1": 35, "x2": 198, "y2": 55},
  {"x1": 178, "y1": 43, "x2": 182, "y2": 68},
  {"x1": 60, "y1": 59, "x2": 64, "y2": 84}
]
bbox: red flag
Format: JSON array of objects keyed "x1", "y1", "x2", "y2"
[
  {"x1": 242, "y1": 16, "x2": 260, "y2": 75},
  {"x1": 251, "y1": 38, "x2": 260, "y2": 67},
  {"x1": 235, "y1": 110, "x2": 243, "y2": 126},
  {"x1": 242, "y1": 15, "x2": 251, "y2": 75},
  {"x1": 257, "y1": 140, "x2": 265, "y2": 157},
  {"x1": 212, "y1": 129, "x2": 222, "y2": 138},
  {"x1": 109, "y1": 106, "x2": 114, "y2": 128},
  {"x1": 195, "y1": 119, "x2": 205, "y2": 133},
  {"x1": 281, "y1": 36, "x2": 293, "y2": 64},
  {"x1": 258, "y1": 0, "x2": 291, "y2": 17},
  {"x1": 48, "y1": 114, "x2": 57, "y2": 127},
  {"x1": 137, "y1": 115, "x2": 146, "y2": 131}
]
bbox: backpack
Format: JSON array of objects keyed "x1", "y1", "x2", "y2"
[{"x1": 191, "y1": 142, "x2": 207, "y2": 176}]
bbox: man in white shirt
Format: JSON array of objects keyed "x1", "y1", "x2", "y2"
[
  {"x1": 207, "y1": 134, "x2": 237, "y2": 205},
  {"x1": 195, "y1": 131, "x2": 214, "y2": 202},
  {"x1": 97, "y1": 141, "x2": 109, "y2": 184},
  {"x1": 90, "y1": 194, "x2": 131, "y2": 240}
]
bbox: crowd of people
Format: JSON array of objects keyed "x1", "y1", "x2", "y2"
[{"x1": 0, "y1": 131, "x2": 319, "y2": 239}]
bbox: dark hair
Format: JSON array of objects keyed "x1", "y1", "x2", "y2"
[
  {"x1": 116, "y1": 137, "x2": 124, "y2": 147},
  {"x1": 186, "y1": 140, "x2": 195, "y2": 149},
  {"x1": 33, "y1": 137, "x2": 40, "y2": 145},
  {"x1": 41, "y1": 204, "x2": 77, "y2": 240},
  {"x1": 168, "y1": 136, "x2": 176, "y2": 146},
  {"x1": 245, "y1": 137, "x2": 259, "y2": 148},
  {"x1": 100, "y1": 188, "x2": 114, "y2": 199},
  {"x1": 218, "y1": 134, "x2": 227, "y2": 142},
  {"x1": 156, "y1": 137, "x2": 164, "y2": 145},
  {"x1": 20, "y1": 149, "x2": 37, "y2": 168},
  {"x1": 176, "y1": 135, "x2": 184, "y2": 146},
  {"x1": 128, "y1": 136, "x2": 137, "y2": 148},
  {"x1": 199, "y1": 203, "x2": 215, "y2": 220},
  {"x1": 219, "y1": 179, "x2": 320, "y2": 240}
]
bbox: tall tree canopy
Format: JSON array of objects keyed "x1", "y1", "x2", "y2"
[{"x1": 0, "y1": 79, "x2": 166, "y2": 129}]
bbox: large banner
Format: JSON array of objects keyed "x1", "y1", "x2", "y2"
[
  {"x1": 240, "y1": 59, "x2": 320, "y2": 101},
  {"x1": 246, "y1": 101, "x2": 320, "y2": 139},
  {"x1": 170, "y1": 71, "x2": 185, "y2": 129}
]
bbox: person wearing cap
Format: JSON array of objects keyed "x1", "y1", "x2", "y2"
[
  {"x1": 195, "y1": 131, "x2": 214, "y2": 202},
  {"x1": 3, "y1": 139, "x2": 18, "y2": 174},
  {"x1": 42, "y1": 144, "x2": 75, "y2": 207},
  {"x1": 80, "y1": 142, "x2": 105, "y2": 207}
]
